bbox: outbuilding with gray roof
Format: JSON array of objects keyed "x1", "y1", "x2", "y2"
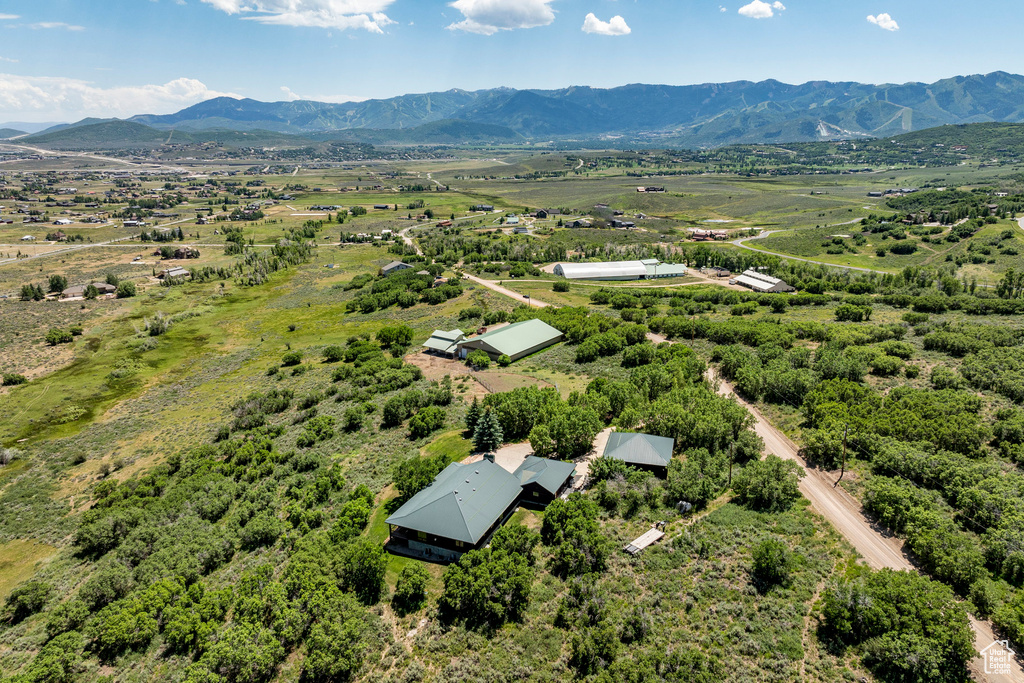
[
  {"x1": 602, "y1": 432, "x2": 675, "y2": 473},
  {"x1": 513, "y1": 456, "x2": 576, "y2": 506}
]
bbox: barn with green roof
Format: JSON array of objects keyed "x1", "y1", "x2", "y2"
[{"x1": 456, "y1": 319, "x2": 563, "y2": 362}]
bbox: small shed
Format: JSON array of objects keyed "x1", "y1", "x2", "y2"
[{"x1": 513, "y1": 456, "x2": 576, "y2": 507}]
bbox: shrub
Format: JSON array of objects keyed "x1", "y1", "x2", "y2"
[
  {"x1": 553, "y1": 280, "x2": 570, "y2": 292},
  {"x1": 751, "y1": 538, "x2": 791, "y2": 590},
  {"x1": 408, "y1": 405, "x2": 446, "y2": 439},
  {"x1": 734, "y1": 454, "x2": 804, "y2": 512},
  {"x1": 497, "y1": 354, "x2": 512, "y2": 367},
  {"x1": 392, "y1": 565, "x2": 429, "y2": 614},
  {"x1": 3, "y1": 581, "x2": 51, "y2": 624},
  {"x1": 466, "y1": 349, "x2": 491, "y2": 369},
  {"x1": 281, "y1": 350, "x2": 303, "y2": 366},
  {"x1": 2, "y1": 373, "x2": 28, "y2": 386},
  {"x1": 45, "y1": 328, "x2": 74, "y2": 345},
  {"x1": 323, "y1": 345, "x2": 344, "y2": 362},
  {"x1": 341, "y1": 539, "x2": 388, "y2": 605},
  {"x1": 115, "y1": 281, "x2": 137, "y2": 298}
]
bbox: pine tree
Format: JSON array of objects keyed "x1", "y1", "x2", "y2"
[
  {"x1": 474, "y1": 408, "x2": 503, "y2": 453},
  {"x1": 465, "y1": 397, "x2": 482, "y2": 432}
]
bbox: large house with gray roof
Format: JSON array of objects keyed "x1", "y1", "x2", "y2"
[{"x1": 385, "y1": 460, "x2": 522, "y2": 562}]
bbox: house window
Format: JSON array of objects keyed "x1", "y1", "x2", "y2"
[
  {"x1": 455, "y1": 540, "x2": 465, "y2": 548},
  {"x1": 532, "y1": 491, "x2": 539, "y2": 497},
  {"x1": 417, "y1": 531, "x2": 427, "y2": 540}
]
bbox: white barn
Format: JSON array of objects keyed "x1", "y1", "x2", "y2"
[
  {"x1": 734, "y1": 270, "x2": 795, "y2": 293},
  {"x1": 553, "y1": 260, "x2": 687, "y2": 281}
]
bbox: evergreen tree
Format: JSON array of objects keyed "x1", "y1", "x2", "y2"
[
  {"x1": 465, "y1": 397, "x2": 482, "y2": 432},
  {"x1": 474, "y1": 408, "x2": 503, "y2": 453},
  {"x1": 33, "y1": 284, "x2": 46, "y2": 301}
]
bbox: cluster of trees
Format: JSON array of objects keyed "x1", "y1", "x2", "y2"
[
  {"x1": 821, "y1": 569, "x2": 974, "y2": 683},
  {"x1": 344, "y1": 268, "x2": 462, "y2": 313}
]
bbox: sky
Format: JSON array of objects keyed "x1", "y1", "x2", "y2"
[{"x1": 1, "y1": 0, "x2": 1023, "y2": 124}]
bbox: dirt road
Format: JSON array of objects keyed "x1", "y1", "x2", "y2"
[{"x1": 463, "y1": 274, "x2": 552, "y2": 308}]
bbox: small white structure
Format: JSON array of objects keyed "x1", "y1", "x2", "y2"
[
  {"x1": 554, "y1": 260, "x2": 687, "y2": 281},
  {"x1": 53, "y1": 218, "x2": 73, "y2": 226},
  {"x1": 20, "y1": 235, "x2": 35, "y2": 241},
  {"x1": 734, "y1": 269, "x2": 795, "y2": 293}
]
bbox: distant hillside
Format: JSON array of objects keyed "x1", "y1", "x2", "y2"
[
  {"x1": 119, "y1": 72, "x2": 1024, "y2": 147},
  {"x1": 313, "y1": 119, "x2": 524, "y2": 145},
  {"x1": 25, "y1": 120, "x2": 174, "y2": 148},
  {"x1": 0, "y1": 128, "x2": 26, "y2": 139}
]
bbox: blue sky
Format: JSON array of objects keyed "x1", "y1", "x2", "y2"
[{"x1": 1, "y1": 0, "x2": 1023, "y2": 123}]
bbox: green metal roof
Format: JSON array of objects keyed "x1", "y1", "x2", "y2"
[
  {"x1": 457, "y1": 319, "x2": 563, "y2": 358},
  {"x1": 513, "y1": 456, "x2": 576, "y2": 495},
  {"x1": 603, "y1": 432, "x2": 675, "y2": 468},
  {"x1": 423, "y1": 329, "x2": 465, "y2": 353},
  {"x1": 385, "y1": 461, "x2": 521, "y2": 544}
]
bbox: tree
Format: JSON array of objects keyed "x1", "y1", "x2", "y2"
[
  {"x1": 45, "y1": 328, "x2": 74, "y2": 346},
  {"x1": 497, "y1": 354, "x2": 512, "y2": 367},
  {"x1": 821, "y1": 569, "x2": 974, "y2": 683},
  {"x1": 465, "y1": 397, "x2": 482, "y2": 432},
  {"x1": 466, "y1": 349, "x2": 491, "y2": 369},
  {"x1": 391, "y1": 564, "x2": 429, "y2": 614},
  {"x1": 473, "y1": 408, "x2": 503, "y2": 452},
  {"x1": 490, "y1": 524, "x2": 540, "y2": 565},
  {"x1": 751, "y1": 538, "x2": 791, "y2": 590},
  {"x1": 341, "y1": 539, "x2": 387, "y2": 605},
  {"x1": 408, "y1": 405, "x2": 445, "y2": 439},
  {"x1": 322, "y1": 345, "x2": 344, "y2": 362},
  {"x1": 438, "y1": 548, "x2": 532, "y2": 628},
  {"x1": 3, "y1": 580, "x2": 51, "y2": 624},
  {"x1": 281, "y1": 350, "x2": 303, "y2": 366},
  {"x1": 48, "y1": 274, "x2": 68, "y2": 293},
  {"x1": 105, "y1": 272, "x2": 119, "y2": 286},
  {"x1": 733, "y1": 454, "x2": 804, "y2": 512},
  {"x1": 376, "y1": 324, "x2": 413, "y2": 350},
  {"x1": 115, "y1": 281, "x2": 137, "y2": 298},
  {"x1": 84, "y1": 284, "x2": 99, "y2": 300}
]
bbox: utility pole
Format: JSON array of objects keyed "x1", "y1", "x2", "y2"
[
  {"x1": 728, "y1": 443, "x2": 735, "y2": 488},
  {"x1": 834, "y1": 424, "x2": 848, "y2": 488}
]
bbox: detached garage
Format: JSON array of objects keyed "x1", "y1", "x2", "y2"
[{"x1": 457, "y1": 319, "x2": 563, "y2": 362}]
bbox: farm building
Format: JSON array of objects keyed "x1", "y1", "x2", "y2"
[
  {"x1": 384, "y1": 460, "x2": 522, "y2": 562},
  {"x1": 422, "y1": 329, "x2": 466, "y2": 357},
  {"x1": 602, "y1": 432, "x2": 675, "y2": 474},
  {"x1": 513, "y1": 456, "x2": 576, "y2": 507},
  {"x1": 158, "y1": 267, "x2": 191, "y2": 280},
  {"x1": 456, "y1": 319, "x2": 563, "y2": 362},
  {"x1": 381, "y1": 260, "x2": 412, "y2": 276},
  {"x1": 734, "y1": 270, "x2": 795, "y2": 293},
  {"x1": 60, "y1": 282, "x2": 117, "y2": 299},
  {"x1": 553, "y1": 260, "x2": 687, "y2": 281}
]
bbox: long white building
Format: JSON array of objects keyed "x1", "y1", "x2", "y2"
[
  {"x1": 553, "y1": 259, "x2": 687, "y2": 281},
  {"x1": 734, "y1": 269, "x2": 795, "y2": 293}
]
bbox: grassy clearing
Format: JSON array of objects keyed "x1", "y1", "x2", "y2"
[{"x1": 0, "y1": 539, "x2": 58, "y2": 601}]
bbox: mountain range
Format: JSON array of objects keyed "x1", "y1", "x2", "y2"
[{"x1": 15, "y1": 72, "x2": 1024, "y2": 148}]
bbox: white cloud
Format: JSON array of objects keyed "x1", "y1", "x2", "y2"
[
  {"x1": 278, "y1": 86, "x2": 366, "y2": 103},
  {"x1": 200, "y1": 0, "x2": 396, "y2": 33},
  {"x1": 280, "y1": 85, "x2": 302, "y2": 100},
  {"x1": 0, "y1": 14, "x2": 21, "y2": 20},
  {"x1": 0, "y1": 56, "x2": 18, "y2": 63},
  {"x1": 582, "y1": 13, "x2": 630, "y2": 36},
  {"x1": 447, "y1": 0, "x2": 555, "y2": 35},
  {"x1": 0, "y1": 74, "x2": 238, "y2": 120},
  {"x1": 867, "y1": 12, "x2": 899, "y2": 31},
  {"x1": 738, "y1": 0, "x2": 782, "y2": 18},
  {"x1": 29, "y1": 22, "x2": 85, "y2": 30},
  {"x1": 719, "y1": 6, "x2": 727, "y2": 12}
]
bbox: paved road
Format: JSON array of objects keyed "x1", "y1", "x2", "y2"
[{"x1": 731, "y1": 230, "x2": 883, "y2": 275}]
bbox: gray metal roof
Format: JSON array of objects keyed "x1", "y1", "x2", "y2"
[
  {"x1": 603, "y1": 432, "x2": 675, "y2": 468},
  {"x1": 513, "y1": 456, "x2": 576, "y2": 495},
  {"x1": 385, "y1": 461, "x2": 521, "y2": 544},
  {"x1": 554, "y1": 261, "x2": 647, "y2": 280},
  {"x1": 423, "y1": 329, "x2": 465, "y2": 354},
  {"x1": 457, "y1": 319, "x2": 562, "y2": 359}
]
